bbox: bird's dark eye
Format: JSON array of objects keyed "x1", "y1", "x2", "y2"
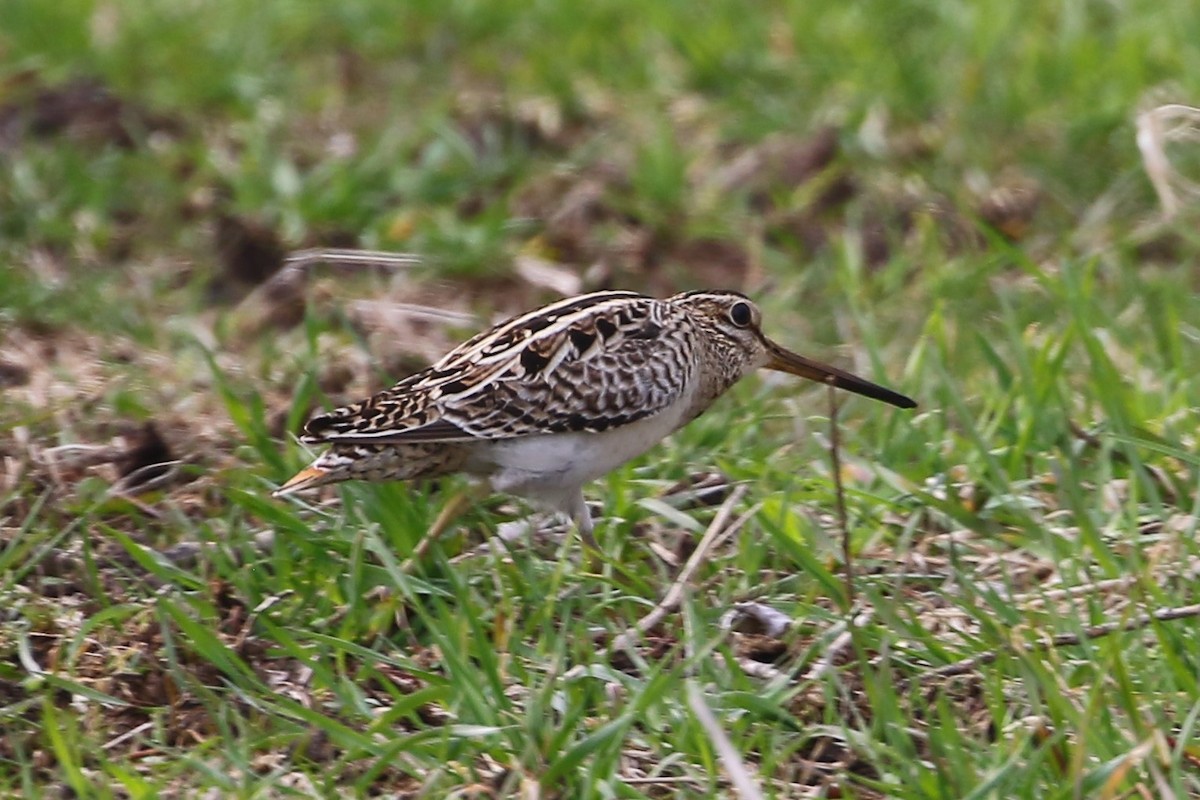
[{"x1": 728, "y1": 301, "x2": 753, "y2": 328}]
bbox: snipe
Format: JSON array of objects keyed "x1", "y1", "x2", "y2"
[{"x1": 275, "y1": 290, "x2": 916, "y2": 545}]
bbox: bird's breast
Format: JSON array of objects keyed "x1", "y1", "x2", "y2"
[{"x1": 467, "y1": 391, "x2": 697, "y2": 499}]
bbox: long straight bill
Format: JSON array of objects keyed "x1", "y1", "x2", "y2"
[{"x1": 763, "y1": 339, "x2": 917, "y2": 409}]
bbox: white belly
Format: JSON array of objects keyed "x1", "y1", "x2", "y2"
[{"x1": 467, "y1": 395, "x2": 692, "y2": 502}]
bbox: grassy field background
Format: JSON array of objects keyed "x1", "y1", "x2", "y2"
[{"x1": 3, "y1": 0, "x2": 1200, "y2": 797}]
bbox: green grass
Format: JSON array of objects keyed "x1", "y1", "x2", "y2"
[{"x1": 3, "y1": 0, "x2": 1200, "y2": 796}]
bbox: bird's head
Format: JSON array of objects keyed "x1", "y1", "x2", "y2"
[{"x1": 669, "y1": 290, "x2": 916, "y2": 409}]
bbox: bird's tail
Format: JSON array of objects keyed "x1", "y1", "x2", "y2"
[
  {"x1": 273, "y1": 442, "x2": 464, "y2": 497},
  {"x1": 272, "y1": 450, "x2": 357, "y2": 497}
]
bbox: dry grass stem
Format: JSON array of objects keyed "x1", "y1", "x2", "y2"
[
  {"x1": 1136, "y1": 103, "x2": 1200, "y2": 219},
  {"x1": 826, "y1": 381, "x2": 853, "y2": 608},
  {"x1": 923, "y1": 602, "x2": 1200, "y2": 680},
  {"x1": 284, "y1": 247, "x2": 424, "y2": 272},
  {"x1": 612, "y1": 484, "x2": 749, "y2": 653}
]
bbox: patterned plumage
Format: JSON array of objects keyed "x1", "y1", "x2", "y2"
[{"x1": 275, "y1": 290, "x2": 916, "y2": 541}]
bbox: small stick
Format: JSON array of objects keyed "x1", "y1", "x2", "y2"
[
  {"x1": 921, "y1": 602, "x2": 1200, "y2": 680},
  {"x1": 611, "y1": 485, "x2": 749, "y2": 653},
  {"x1": 826, "y1": 381, "x2": 853, "y2": 609}
]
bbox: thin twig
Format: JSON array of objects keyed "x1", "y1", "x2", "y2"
[
  {"x1": 622, "y1": 777, "x2": 707, "y2": 787},
  {"x1": 263, "y1": 249, "x2": 424, "y2": 298},
  {"x1": 611, "y1": 485, "x2": 749, "y2": 653},
  {"x1": 686, "y1": 681, "x2": 766, "y2": 800},
  {"x1": 103, "y1": 721, "x2": 155, "y2": 751},
  {"x1": 107, "y1": 460, "x2": 184, "y2": 496},
  {"x1": 1011, "y1": 575, "x2": 1139, "y2": 608},
  {"x1": 40, "y1": 443, "x2": 122, "y2": 465},
  {"x1": 346, "y1": 298, "x2": 477, "y2": 326},
  {"x1": 826, "y1": 381, "x2": 853, "y2": 608},
  {"x1": 921, "y1": 602, "x2": 1200, "y2": 680},
  {"x1": 284, "y1": 247, "x2": 423, "y2": 271}
]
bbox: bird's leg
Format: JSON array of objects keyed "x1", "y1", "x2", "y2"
[
  {"x1": 401, "y1": 483, "x2": 488, "y2": 572},
  {"x1": 567, "y1": 489, "x2": 600, "y2": 552}
]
